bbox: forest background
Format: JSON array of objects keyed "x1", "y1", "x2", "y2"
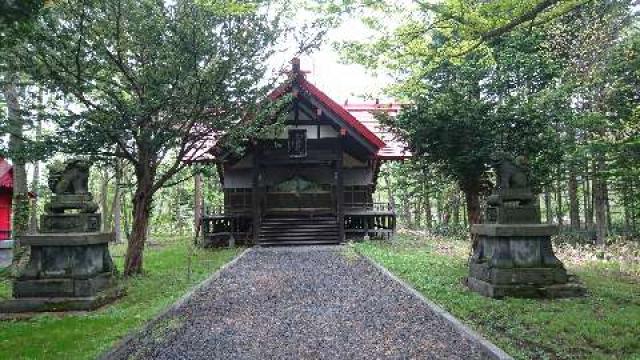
[{"x1": 1, "y1": 0, "x2": 639, "y2": 275}]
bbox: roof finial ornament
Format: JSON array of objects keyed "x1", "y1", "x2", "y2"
[{"x1": 292, "y1": 57, "x2": 301, "y2": 74}]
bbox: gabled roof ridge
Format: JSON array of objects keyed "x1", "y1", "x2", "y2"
[{"x1": 297, "y1": 77, "x2": 386, "y2": 149}]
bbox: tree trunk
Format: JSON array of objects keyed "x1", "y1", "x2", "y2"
[
  {"x1": 462, "y1": 200, "x2": 468, "y2": 228},
  {"x1": 604, "y1": 182, "x2": 612, "y2": 234},
  {"x1": 423, "y1": 181, "x2": 432, "y2": 229},
  {"x1": 568, "y1": 167, "x2": 580, "y2": 229},
  {"x1": 626, "y1": 178, "x2": 637, "y2": 236},
  {"x1": 4, "y1": 75, "x2": 29, "y2": 268},
  {"x1": 463, "y1": 186, "x2": 481, "y2": 226},
  {"x1": 544, "y1": 188, "x2": 552, "y2": 224},
  {"x1": 630, "y1": 179, "x2": 637, "y2": 234},
  {"x1": 29, "y1": 89, "x2": 43, "y2": 233},
  {"x1": 452, "y1": 193, "x2": 460, "y2": 226},
  {"x1": 385, "y1": 172, "x2": 395, "y2": 211},
  {"x1": 403, "y1": 192, "x2": 412, "y2": 229},
  {"x1": 124, "y1": 165, "x2": 154, "y2": 276},
  {"x1": 194, "y1": 172, "x2": 203, "y2": 235},
  {"x1": 623, "y1": 183, "x2": 631, "y2": 234},
  {"x1": 100, "y1": 168, "x2": 110, "y2": 232},
  {"x1": 584, "y1": 161, "x2": 593, "y2": 229},
  {"x1": 442, "y1": 193, "x2": 451, "y2": 226},
  {"x1": 414, "y1": 199, "x2": 422, "y2": 229},
  {"x1": 111, "y1": 159, "x2": 123, "y2": 243},
  {"x1": 593, "y1": 156, "x2": 607, "y2": 246},
  {"x1": 28, "y1": 163, "x2": 39, "y2": 234},
  {"x1": 555, "y1": 175, "x2": 564, "y2": 226},
  {"x1": 436, "y1": 194, "x2": 443, "y2": 225},
  {"x1": 583, "y1": 162, "x2": 594, "y2": 230},
  {"x1": 462, "y1": 181, "x2": 482, "y2": 254}
]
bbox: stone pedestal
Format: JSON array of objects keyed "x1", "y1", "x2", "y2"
[
  {"x1": 467, "y1": 224, "x2": 586, "y2": 298},
  {"x1": 0, "y1": 190, "x2": 122, "y2": 313},
  {"x1": 467, "y1": 154, "x2": 586, "y2": 298},
  {"x1": 13, "y1": 233, "x2": 115, "y2": 297},
  {"x1": 0, "y1": 240, "x2": 13, "y2": 268}
]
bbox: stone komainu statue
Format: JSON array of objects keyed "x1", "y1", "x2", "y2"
[
  {"x1": 484, "y1": 153, "x2": 538, "y2": 225},
  {"x1": 46, "y1": 159, "x2": 98, "y2": 214},
  {"x1": 48, "y1": 159, "x2": 92, "y2": 195},
  {"x1": 487, "y1": 153, "x2": 534, "y2": 207},
  {"x1": 493, "y1": 154, "x2": 529, "y2": 191}
]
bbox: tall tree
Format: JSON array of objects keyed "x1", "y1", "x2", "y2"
[
  {"x1": 387, "y1": 53, "x2": 493, "y2": 227},
  {"x1": 16, "y1": 0, "x2": 284, "y2": 275}
]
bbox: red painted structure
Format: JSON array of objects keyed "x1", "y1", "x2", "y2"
[{"x1": 0, "y1": 159, "x2": 13, "y2": 241}]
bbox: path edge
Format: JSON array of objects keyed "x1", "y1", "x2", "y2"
[
  {"x1": 359, "y1": 252, "x2": 513, "y2": 360},
  {"x1": 98, "y1": 247, "x2": 252, "y2": 360}
]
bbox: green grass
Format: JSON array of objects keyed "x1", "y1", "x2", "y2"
[
  {"x1": 356, "y1": 235, "x2": 640, "y2": 360},
  {"x1": 0, "y1": 237, "x2": 242, "y2": 360}
]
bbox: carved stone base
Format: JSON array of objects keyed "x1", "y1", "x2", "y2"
[
  {"x1": 470, "y1": 224, "x2": 563, "y2": 269},
  {"x1": 40, "y1": 213, "x2": 101, "y2": 233},
  {"x1": 17, "y1": 233, "x2": 115, "y2": 282},
  {"x1": 469, "y1": 262, "x2": 568, "y2": 286},
  {"x1": 12, "y1": 232, "x2": 117, "y2": 300},
  {"x1": 13, "y1": 272, "x2": 114, "y2": 298},
  {"x1": 468, "y1": 223, "x2": 586, "y2": 299},
  {"x1": 485, "y1": 205, "x2": 539, "y2": 224},
  {"x1": 0, "y1": 240, "x2": 13, "y2": 268},
  {"x1": 0, "y1": 285, "x2": 125, "y2": 314},
  {"x1": 466, "y1": 276, "x2": 586, "y2": 299},
  {"x1": 45, "y1": 194, "x2": 99, "y2": 214}
]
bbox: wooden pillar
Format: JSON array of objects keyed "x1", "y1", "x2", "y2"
[
  {"x1": 252, "y1": 144, "x2": 262, "y2": 245},
  {"x1": 336, "y1": 137, "x2": 345, "y2": 243},
  {"x1": 194, "y1": 171, "x2": 203, "y2": 236}
]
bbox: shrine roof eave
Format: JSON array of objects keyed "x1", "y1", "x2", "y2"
[
  {"x1": 377, "y1": 154, "x2": 411, "y2": 161},
  {"x1": 269, "y1": 78, "x2": 386, "y2": 151}
]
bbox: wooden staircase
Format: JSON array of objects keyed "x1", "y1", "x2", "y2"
[{"x1": 258, "y1": 216, "x2": 340, "y2": 246}]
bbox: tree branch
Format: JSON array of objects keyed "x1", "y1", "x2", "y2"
[{"x1": 479, "y1": 0, "x2": 562, "y2": 42}]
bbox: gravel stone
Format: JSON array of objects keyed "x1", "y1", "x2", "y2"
[{"x1": 114, "y1": 246, "x2": 487, "y2": 359}]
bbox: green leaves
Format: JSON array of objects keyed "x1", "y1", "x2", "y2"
[
  {"x1": 14, "y1": 0, "x2": 280, "y2": 175},
  {"x1": 195, "y1": 0, "x2": 259, "y2": 15}
]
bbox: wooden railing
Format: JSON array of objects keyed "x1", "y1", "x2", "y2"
[
  {"x1": 344, "y1": 202, "x2": 396, "y2": 240},
  {"x1": 200, "y1": 200, "x2": 397, "y2": 244},
  {"x1": 200, "y1": 214, "x2": 252, "y2": 246},
  {"x1": 345, "y1": 202, "x2": 395, "y2": 213}
]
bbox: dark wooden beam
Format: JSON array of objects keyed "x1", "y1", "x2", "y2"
[
  {"x1": 251, "y1": 143, "x2": 262, "y2": 244},
  {"x1": 261, "y1": 159, "x2": 335, "y2": 167},
  {"x1": 336, "y1": 138, "x2": 345, "y2": 243},
  {"x1": 283, "y1": 120, "x2": 324, "y2": 126}
]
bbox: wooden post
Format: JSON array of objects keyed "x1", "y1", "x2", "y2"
[
  {"x1": 252, "y1": 144, "x2": 262, "y2": 245},
  {"x1": 336, "y1": 137, "x2": 345, "y2": 243},
  {"x1": 194, "y1": 171, "x2": 203, "y2": 235}
]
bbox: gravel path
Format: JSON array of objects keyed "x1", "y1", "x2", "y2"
[{"x1": 113, "y1": 246, "x2": 489, "y2": 359}]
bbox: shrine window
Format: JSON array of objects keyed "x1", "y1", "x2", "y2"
[{"x1": 288, "y1": 129, "x2": 307, "y2": 158}]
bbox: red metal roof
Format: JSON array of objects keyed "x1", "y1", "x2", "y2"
[
  {"x1": 189, "y1": 59, "x2": 410, "y2": 162},
  {"x1": 344, "y1": 103, "x2": 411, "y2": 160},
  {"x1": 298, "y1": 80, "x2": 386, "y2": 150},
  {"x1": 0, "y1": 159, "x2": 13, "y2": 189}
]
